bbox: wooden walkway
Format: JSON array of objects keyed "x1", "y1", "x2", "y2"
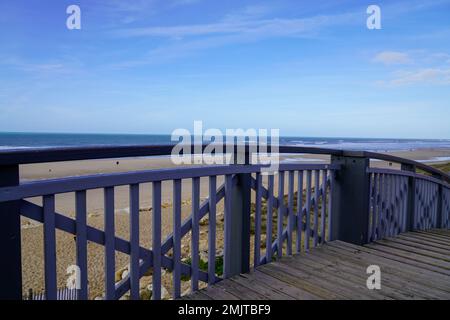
[{"x1": 184, "y1": 230, "x2": 450, "y2": 300}]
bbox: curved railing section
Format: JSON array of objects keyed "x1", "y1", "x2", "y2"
[{"x1": 0, "y1": 144, "x2": 448, "y2": 300}]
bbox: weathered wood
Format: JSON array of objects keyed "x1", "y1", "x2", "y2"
[
  {"x1": 104, "y1": 187, "x2": 115, "y2": 300},
  {"x1": 183, "y1": 232, "x2": 450, "y2": 300},
  {"x1": 75, "y1": 191, "x2": 88, "y2": 300}
]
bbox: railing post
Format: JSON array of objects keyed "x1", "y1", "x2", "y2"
[
  {"x1": 401, "y1": 164, "x2": 416, "y2": 231},
  {"x1": 225, "y1": 150, "x2": 251, "y2": 277},
  {"x1": 431, "y1": 173, "x2": 444, "y2": 229},
  {"x1": 330, "y1": 155, "x2": 370, "y2": 245},
  {"x1": 0, "y1": 164, "x2": 22, "y2": 299}
]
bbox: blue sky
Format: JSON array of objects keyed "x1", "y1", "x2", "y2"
[{"x1": 0, "y1": 0, "x2": 449, "y2": 138}]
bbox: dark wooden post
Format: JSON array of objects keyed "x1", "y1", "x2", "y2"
[
  {"x1": 0, "y1": 165, "x2": 22, "y2": 299},
  {"x1": 225, "y1": 149, "x2": 251, "y2": 277},
  {"x1": 401, "y1": 164, "x2": 416, "y2": 231},
  {"x1": 330, "y1": 155, "x2": 370, "y2": 245}
]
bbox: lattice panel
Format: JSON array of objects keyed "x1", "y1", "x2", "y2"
[
  {"x1": 369, "y1": 173, "x2": 409, "y2": 241},
  {"x1": 414, "y1": 178, "x2": 439, "y2": 230}
]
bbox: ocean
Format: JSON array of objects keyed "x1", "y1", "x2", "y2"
[{"x1": 1, "y1": 132, "x2": 450, "y2": 152}]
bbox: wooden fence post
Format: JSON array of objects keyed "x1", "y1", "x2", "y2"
[
  {"x1": 330, "y1": 155, "x2": 370, "y2": 245},
  {"x1": 0, "y1": 165, "x2": 22, "y2": 299},
  {"x1": 224, "y1": 150, "x2": 251, "y2": 278}
]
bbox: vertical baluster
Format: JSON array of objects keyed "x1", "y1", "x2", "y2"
[
  {"x1": 208, "y1": 176, "x2": 217, "y2": 283},
  {"x1": 384, "y1": 174, "x2": 390, "y2": 237},
  {"x1": 371, "y1": 174, "x2": 378, "y2": 241},
  {"x1": 254, "y1": 173, "x2": 262, "y2": 267},
  {"x1": 327, "y1": 170, "x2": 333, "y2": 242},
  {"x1": 296, "y1": 171, "x2": 304, "y2": 251},
  {"x1": 129, "y1": 184, "x2": 140, "y2": 300},
  {"x1": 402, "y1": 177, "x2": 409, "y2": 232},
  {"x1": 104, "y1": 187, "x2": 115, "y2": 300},
  {"x1": 287, "y1": 171, "x2": 294, "y2": 255},
  {"x1": 75, "y1": 191, "x2": 88, "y2": 300},
  {"x1": 395, "y1": 176, "x2": 401, "y2": 235},
  {"x1": 191, "y1": 177, "x2": 200, "y2": 291},
  {"x1": 414, "y1": 180, "x2": 420, "y2": 230},
  {"x1": 277, "y1": 171, "x2": 285, "y2": 258},
  {"x1": 398, "y1": 175, "x2": 403, "y2": 233},
  {"x1": 224, "y1": 174, "x2": 233, "y2": 277},
  {"x1": 429, "y1": 182, "x2": 432, "y2": 228},
  {"x1": 44, "y1": 195, "x2": 57, "y2": 300},
  {"x1": 320, "y1": 170, "x2": 327, "y2": 244},
  {"x1": 152, "y1": 181, "x2": 161, "y2": 300},
  {"x1": 305, "y1": 170, "x2": 312, "y2": 251},
  {"x1": 172, "y1": 179, "x2": 182, "y2": 298},
  {"x1": 313, "y1": 170, "x2": 319, "y2": 247},
  {"x1": 391, "y1": 175, "x2": 397, "y2": 237},
  {"x1": 266, "y1": 175, "x2": 274, "y2": 262},
  {"x1": 377, "y1": 174, "x2": 384, "y2": 240}
]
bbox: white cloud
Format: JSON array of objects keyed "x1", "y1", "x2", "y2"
[
  {"x1": 380, "y1": 68, "x2": 450, "y2": 86},
  {"x1": 373, "y1": 51, "x2": 412, "y2": 65}
]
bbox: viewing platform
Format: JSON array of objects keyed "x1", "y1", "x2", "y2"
[{"x1": 0, "y1": 144, "x2": 449, "y2": 300}]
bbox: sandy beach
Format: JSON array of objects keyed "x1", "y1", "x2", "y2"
[{"x1": 19, "y1": 148, "x2": 450, "y2": 299}]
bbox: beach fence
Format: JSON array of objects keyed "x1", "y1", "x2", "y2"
[
  {"x1": 0, "y1": 144, "x2": 449, "y2": 300},
  {"x1": 25, "y1": 288, "x2": 78, "y2": 300}
]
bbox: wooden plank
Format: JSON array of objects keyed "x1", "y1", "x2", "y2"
[
  {"x1": 129, "y1": 184, "x2": 140, "y2": 300},
  {"x1": 152, "y1": 181, "x2": 162, "y2": 300},
  {"x1": 254, "y1": 173, "x2": 262, "y2": 267},
  {"x1": 384, "y1": 236, "x2": 450, "y2": 255},
  {"x1": 332, "y1": 240, "x2": 450, "y2": 277},
  {"x1": 277, "y1": 171, "x2": 285, "y2": 258},
  {"x1": 417, "y1": 229, "x2": 450, "y2": 240},
  {"x1": 228, "y1": 275, "x2": 294, "y2": 300},
  {"x1": 172, "y1": 179, "x2": 182, "y2": 299},
  {"x1": 309, "y1": 246, "x2": 449, "y2": 299},
  {"x1": 296, "y1": 170, "x2": 304, "y2": 251},
  {"x1": 279, "y1": 257, "x2": 387, "y2": 300},
  {"x1": 287, "y1": 171, "x2": 294, "y2": 255},
  {"x1": 182, "y1": 291, "x2": 213, "y2": 300},
  {"x1": 250, "y1": 270, "x2": 321, "y2": 300},
  {"x1": 208, "y1": 176, "x2": 217, "y2": 283},
  {"x1": 258, "y1": 262, "x2": 346, "y2": 299},
  {"x1": 305, "y1": 170, "x2": 312, "y2": 251},
  {"x1": 289, "y1": 253, "x2": 418, "y2": 299},
  {"x1": 224, "y1": 174, "x2": 233, "y2": 278},
  {"x1": 324, "y1": 242, "x2": 450, "y2": 294},
  {"x1": 215, "y1": 279, "x2": 269, "y2": 300},
  {"x1": 103, "y1": 187, "x2": 115, "y2": 300},
  {"x1": 397, "y1": 233, "x2": 450, "y2": 250},
  {"x1": 373, "y1": 240, "x2": 450, "y2": 264},
  {"x1": 75, "y1": 190, "x2": 88, "y2": 300},
  {"x1": 320, "y1": 169, "x2": 327, "y2": 244},
  {"x1": 200, "y1": 285, "x2": 240, "y2": 300},
  {"x1": 266, "y1": 175, "x2": 274, "y2": 261},
  {"x1": 404, "y1": 232, "x2": 450, "y2": 246},
  {"x1": 313, "y1": 170, "x2": 319, "y2": 247},
  {"x1": 191, "y1": 177, "x2": 200, "y2": 291},
  {"x1": 327, "y1": 169, "x2": 333, "y2": 241},
  {"x1": 43, "y1": 195, "x2": 57, "y2": 300}
]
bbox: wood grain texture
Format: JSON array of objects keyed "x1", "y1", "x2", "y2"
[{"x1": 182, "y1": 230, "x2": 450, "y2": 300}]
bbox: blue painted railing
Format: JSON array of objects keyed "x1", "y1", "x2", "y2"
[{"x1": 0, "y1": 144, "x2": 449, "y2": 300}]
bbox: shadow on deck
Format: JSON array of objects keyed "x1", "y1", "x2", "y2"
[{"x1": 183, "y1": 230, "x2": 450, "y2": 300}]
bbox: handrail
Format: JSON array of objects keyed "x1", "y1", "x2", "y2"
[{"x1": 0, "y1": 144, "x2": 448, "y2": 182}]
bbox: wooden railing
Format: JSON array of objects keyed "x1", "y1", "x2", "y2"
[{"x1": 0, "y1": 144, "x2": 449, "y2": 300}]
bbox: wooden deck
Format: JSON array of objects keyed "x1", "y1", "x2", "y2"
[{"x1": 184, "y1": 230, "x2": 450, "y2": 300}]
